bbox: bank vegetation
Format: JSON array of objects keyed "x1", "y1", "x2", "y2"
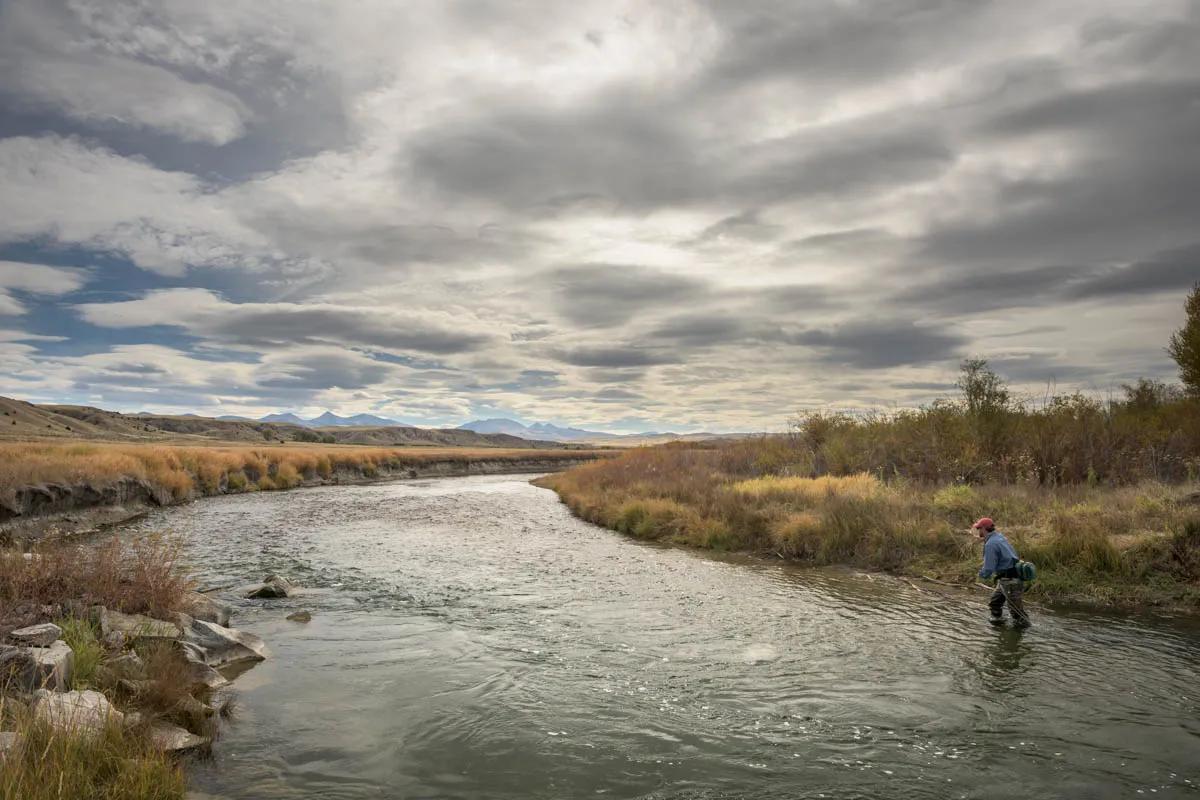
[
  {"x1": 1, "y1": 536, "x2": 209, "y2": 800},
  {"x1": 0, "y1": 442, "x2": 606, "y2": 537},
  {"x1": 538, "y1": 364, "x2": 1200, "y2": 612}
]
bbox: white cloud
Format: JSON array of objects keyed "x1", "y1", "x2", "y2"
[
  {"x1": 0, "y1": 261, "x2": 88, "y2": 294},
  {"x1": 0, "y1": 260, "x2": 88, "y2": 315}
]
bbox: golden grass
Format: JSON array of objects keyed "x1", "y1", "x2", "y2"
[
  {"x1": 537, "y1": 445, "x2": 1200, "y2": 611},
  {"x1": 0, "y1": 441, "x2": 604, "y2": 510},
  {"x1": 731, "y1": 473, "x2": 882, "y2": 503}
]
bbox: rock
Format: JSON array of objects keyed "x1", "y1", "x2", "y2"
[
  {"x1": 108, "y1": 651, "x2": 145, "y2": 673},
  {"x1": 147, "y1": 722, "x2": 206, "y2": 753},
  {"x1": 178, "y1": 614, "x2": 267, "y2": 668},
  {"x1": 177, "y1": 641, "x2": 228, "y2": 690},
  {"x1": 181, "y1": 591, "x2": 232, "y2": 627},
  {"x1": 175, "y1": 693, "x2": 215, "y2": 718},
  {"x1": 0, "y1": 645, "x2": 38, "y2": 690},
  {"x1": 0, "y1": 731, "x2": 18, "y2": 759},
  {"x1": 31, "y1": 640, "x2": 74, "y2": 691},
  {"x1": 32, "y1": 689, "x2": 123, "y2": 734},
  {"x1": 118, "y1": 678, "x2": 152, "y2": 696},
  {"x1": 103, "y1": 630, "x2": 126, "y2": 650},
  {"x1": 9, "y1": 622, "x2": 62, "y2": 647},
  {"x1": 243, "y1": 574, "x2": 294, "y2": 599},
  {"x1": 97, "y1": 608, "x2": 180, "y2": 643},
  {"x1": 286, "y1": 610, "x2": 312, "y2": 623}
]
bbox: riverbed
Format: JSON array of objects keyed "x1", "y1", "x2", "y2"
[{"x1": 122, "y1": 473, "x2": 1200, "y2": 799}]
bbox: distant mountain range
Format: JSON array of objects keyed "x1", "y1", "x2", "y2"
[
  {"x1": 218, "y1": 411, "x2": 413, "y2": 428},
  {"x1": 458, "y1": 418, "x2": 618, "y2": 442},
  {"x1": 204, "y1": 411, "x2": 742, "y2": 444}
]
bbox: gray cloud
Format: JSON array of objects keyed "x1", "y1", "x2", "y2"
[
  {"x1": 553, "y1": 345, "x2": 677, "y2": 368},
  {"x1": 1067, "y1": 243, "x2": 1200, "y2": 299},
  {"x1": 550, "y1": 265, "x2": 710, "y2": 327},
  {"x1": 788, "y1": 321, "x2": 966, "y2": 369}
]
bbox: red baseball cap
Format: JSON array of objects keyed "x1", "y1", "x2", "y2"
[{"x1": 972, "y1": 517, "x2": 995, "y2": 530}]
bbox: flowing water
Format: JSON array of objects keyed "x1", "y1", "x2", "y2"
[{"x1": 122, "y1": 474, "x2": 1200, "y2": 799}]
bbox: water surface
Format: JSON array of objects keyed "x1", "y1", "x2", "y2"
[{"x1": 124, "y1": 474, "x2": 1200, "y2": 799}]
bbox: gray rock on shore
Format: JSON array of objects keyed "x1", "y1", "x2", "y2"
[
  {"x1": 31, "y1": 640, "x2": 74, "y2": 691},
  {"x1": 9, "y1": 622, "x2": 62, "y2": 647},
  {"x1": 96, "y1": 607, "x2": 181, "y2": 643},
  {"x1": 177, "y1": 641, "x2": 229, "y2": 690},
  {"x1": 178, "y1": 614, "x2": 268, "y2": 668},
  {"x1": 181, "y1": 591, "x2": 233, "y2": 626},
  {"x1": 148, "y1": 721, "x2": 207, "y2": 752},
  {"x1": 32, "y1": 689, "x2": 123, "y2": 734}
]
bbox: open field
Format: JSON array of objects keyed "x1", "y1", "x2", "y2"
[
  {"x1": 0, "y1": 441, "x2": 609, "y2": 538},
  {"x1": 537, "y1": 445, "x2": 1200, "y2": 613}
]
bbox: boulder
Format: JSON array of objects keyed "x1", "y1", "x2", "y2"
[
  {"x1": 31, "y1": 640, "x2": 74, "y2": 691},
  {"x1": 178, "y1": 614, "x2": 267, "y2": 668},
  {"x1": 175, "y1": 693, "x2": 215, "y2": 718},
  {"x1": 147, "y1": 722, "x2": 207, "y2": 753},
  {"x1": 0, "y1": 731, "x2": 18, "y2": 760},
  {"x1": 243, "y1": 574, "x2": 293, "y2": 599},
  {"x1": 177, "y1": 641, "x2": 229, "y2": 690},
  {"x1": 0, "y1": 645, "x2": 38, "y2": 690},
  {"x1": 9, "y1": 622, "x2": 62, "y2": 647},
  {"x1": 181, "y1": 591, "x2": 232, "y2": 627},
  {"x1": 286, "y1": 610, "x2": 312, "y2": 623},
  {"x1": 96, "y1": 608, "x2": 180, "y2": 643},
  {"x1": 32, "y1": 689, "x2": 123, "y2": 734}
]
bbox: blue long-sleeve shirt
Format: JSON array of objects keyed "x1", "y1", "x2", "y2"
[{"x1": 979, "y1": 531, "x2": 1020, "y2": 578}]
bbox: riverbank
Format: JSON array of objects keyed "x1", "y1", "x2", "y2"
[
  {"x1": 0, "y1": 534, "x2": 272, "y2": 800},
  {"x1": 0, "y1": 441, "x2": 609, "y2": 541},
  {"x1": 535, "y1": 447, "x2": 1200, "y2": 614}
]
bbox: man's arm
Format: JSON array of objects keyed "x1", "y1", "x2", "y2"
[{"x1": 978, "y1": 539, "x2": 997, "y2": 578}]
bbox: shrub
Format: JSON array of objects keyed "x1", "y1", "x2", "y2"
[
  {"x1": 931, "y1": 484, "x2": 980, "y2": 521},
  {"x1": 0, "y1": 535, "x2": 190, "y2": 619}
]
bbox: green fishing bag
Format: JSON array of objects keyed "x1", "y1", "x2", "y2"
[{"x1": 1016, "y1": 560, "x2": 1037, "y2": 582}]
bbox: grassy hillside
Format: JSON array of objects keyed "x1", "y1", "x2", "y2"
[{"x1": 0, "y1": 396, "x2": 573, "y2": 449}]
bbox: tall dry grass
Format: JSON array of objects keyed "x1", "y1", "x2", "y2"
[
  {"x1": 0, "y1": 535, "x2": 191, "y2": 630},
  {"x1": 537, "y1": 445, "x2": 1200, "y2": 610},
  {"x1": 0, "y1": 441, "x2": 600, "y2": 512},
  {"x1": 0, "y1": 695, "x2": 186, "y2": 800}
]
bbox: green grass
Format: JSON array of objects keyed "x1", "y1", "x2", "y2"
[{"x1": 55, "y1": 617, "x2": 102, "y2": 689}]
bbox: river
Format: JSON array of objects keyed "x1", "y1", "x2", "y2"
[{"x1": 121, "y1": 473, "x2": 1200, "y2": 799}]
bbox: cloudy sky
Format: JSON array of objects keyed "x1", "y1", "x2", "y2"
[{"x1": 0, "y1": 0, "x2": 1196, "y2": 432}]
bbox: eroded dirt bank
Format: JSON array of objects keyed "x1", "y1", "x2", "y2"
[{"x1": 1, "y1": 457, "x2": 599, "y2": 541}]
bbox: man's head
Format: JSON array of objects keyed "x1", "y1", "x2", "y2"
[{"x1": 972, "y1": 517, "x2": 996, "y2": 539}]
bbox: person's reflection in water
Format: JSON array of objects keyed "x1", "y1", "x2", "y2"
[{"x1": 979, "y1": 625, "x2": 1033, "y2": 694}]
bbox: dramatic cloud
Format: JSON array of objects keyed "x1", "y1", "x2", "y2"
[
  {"x1": 0, "y1": 0, "x2": 1195, "y2": 430},
  {"x1": 76, "y1": 289, "x2": 495, "y2": 355}
]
